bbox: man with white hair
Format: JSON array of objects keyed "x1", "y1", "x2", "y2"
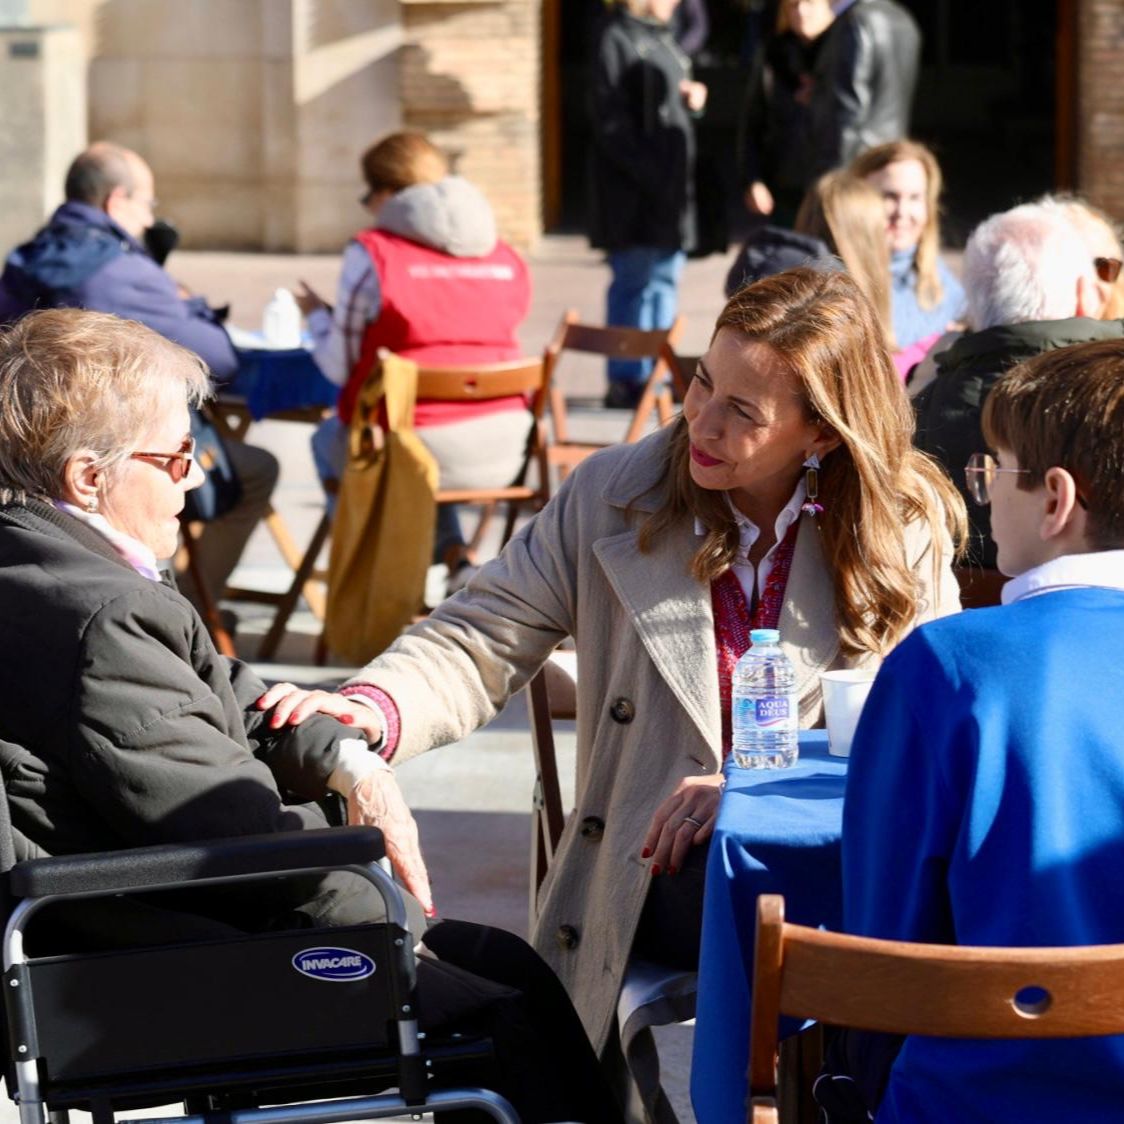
[{"x1": 914, "y1": 200, "x2": 1124, "y2": 568}]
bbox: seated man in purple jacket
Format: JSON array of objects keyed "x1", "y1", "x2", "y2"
[{"x1": 0, "y1": 142, "x2": 277, "y2": 616}]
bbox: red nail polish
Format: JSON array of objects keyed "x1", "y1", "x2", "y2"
[
  {"x1": 338, "y1": 714, "x2": 354, "y2": 725},
  {"x1": 668, "y1": 865, "x2": 678, "y2": 876},
  {"x1": 641, "y1": 847, "x2": 652, "y2": 859},
  {"x1": 651, "y1": 864, "x2": 662, "y2": 876}
]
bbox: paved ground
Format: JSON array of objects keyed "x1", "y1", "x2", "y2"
[{"x1": 0, "y1": 238, "x2": 730, "y2": 1124}]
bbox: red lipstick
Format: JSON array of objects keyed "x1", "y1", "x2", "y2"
[{"x1": 690, "y1": 445, "x2": 723, "y2": 468}]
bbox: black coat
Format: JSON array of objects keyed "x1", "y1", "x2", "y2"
[
  {"x1": 808, "y1": 0, "x2": 921, "y2": 175},
  {"x1": 724, "y1": 226, "x2": 839, "y2": 298},
  {"x1": 913, "y1": 317, "x2": 1124, "y2": 567},
  {"x1": 0, "y1": 501, "x2": 383, "y2": 930},
  {"x1": 741, "y1": 30, "x2": 826, "y2": 198},
  {"x1": 587, "y1": 11, "x2": 697, "y2": 253}
]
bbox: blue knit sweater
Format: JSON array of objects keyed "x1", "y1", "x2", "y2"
[
  {"x1": 844, "y1": 587, "x2": 1124, "y2": 1122},
  {"x1": 890, "y1": 248, "x2": 965, "y2": 350}
]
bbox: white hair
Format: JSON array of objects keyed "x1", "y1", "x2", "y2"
[{"x1": 962, "y1": 202, "x2": 1095, "y2": 330}]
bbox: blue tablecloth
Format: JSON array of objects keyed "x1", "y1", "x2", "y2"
[
  {"x1": 691, "y1": 730, "x2": 848, "y2": 1122},
  {"x1": 228, "y1": 347, "x2": 339, "y2": 420}
]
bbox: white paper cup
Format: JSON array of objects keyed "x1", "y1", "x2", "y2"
[{"x1": 820, "y1": 670, "x2": 876, "y2": 758}]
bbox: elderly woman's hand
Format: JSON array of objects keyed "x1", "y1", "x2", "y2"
[
  {"x1": 256, "y1": 683, "x2": 384, "y2": 746},
  {"x1": 641, "y1": 773, "x2": 724, "y2": 876},
  {"x1": 347, "y1": 770, "x2": 435, "y2": 917}
]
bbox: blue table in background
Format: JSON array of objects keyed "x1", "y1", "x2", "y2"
[
  {"x1": 227, "y1": 347, "x2": 339, "y2": 421},
  {"x1": 691, "y1": 730, "x2": 848, "y2": 1122}
]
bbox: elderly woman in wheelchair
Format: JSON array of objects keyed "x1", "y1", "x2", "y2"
[{"x1": 0, "y1": 309, "x2": 620, "y2": 1124}]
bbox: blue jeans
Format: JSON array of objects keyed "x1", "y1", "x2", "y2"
[{"x1": 606, "y1": 247, "x2": 686, "y2": 384}]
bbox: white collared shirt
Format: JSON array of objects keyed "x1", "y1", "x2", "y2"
[
  {"x1": 1001, "y1": 550, "x2": 1124, "y2": 605},
  {"x1": 695, "y1": 481, "x2": 807, "y2": 606}
]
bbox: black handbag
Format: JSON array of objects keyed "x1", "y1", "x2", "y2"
[{"x1": 181, "y1": 407, "x2": 243, "y2": 523}]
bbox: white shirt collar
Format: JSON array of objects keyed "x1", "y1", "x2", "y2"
[
  {"x1": 53, "y1": 500, "x2": 163, "y2": 581},
  {"x1": 694, "y1": 479, "x2": 807, "y2": 553},
  {"x1": 1001, "y1": 550, "x2": 1124, "y2": 605}
]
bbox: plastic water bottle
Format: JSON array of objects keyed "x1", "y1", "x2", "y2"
[
  {"x1": 731, "y1": 628, "x2": 799, "y2": 769},
  {"x1": 262, "y1": 287, "x2": 302, "y2": 349}
]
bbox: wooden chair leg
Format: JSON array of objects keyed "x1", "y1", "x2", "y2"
[
  {"x1": 181, "y1": 524, "x2": 236, "y2": 658},
  {"x1": 257, "y1": 511, "x2": 332, "y2": 661}
]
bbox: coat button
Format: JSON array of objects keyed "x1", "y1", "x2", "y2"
[
  {"x1": 579, "y1": 816, "x2": 605, "y2": 841},
  {"x1": 556, "y1": 924, "x2": 580, "y2": 951},
  {"x1": 609, "y1": 697, "x2": 635, "y2": 724}
]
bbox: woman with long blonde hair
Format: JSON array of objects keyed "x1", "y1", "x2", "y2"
[
  {"x1": 794, "y1": 170, "x2": 896, "y2": 353},
  {"x1": 850, "y1": 139, "x2": 966, "y2": 357},
  {"x1": 257, "y1": 267, "x2": 965, "y2": 1088}
]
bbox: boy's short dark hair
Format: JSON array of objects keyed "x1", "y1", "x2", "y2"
[{"x1": 983, "y1": 339, "x2": 1124, "y2": 550}]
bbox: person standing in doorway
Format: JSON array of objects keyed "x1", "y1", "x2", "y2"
[{"x1": 589, "y1": 0, "x2": 707, "y2": 409}]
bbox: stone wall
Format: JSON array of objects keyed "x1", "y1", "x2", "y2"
[
  {"x1": 1078, "y1": 0, "x2": 1124, "y2": 221},
  {"x1": 398, "y1": 0, "x2": 541, "y2": 251},
  {"x1": 27, "y1": 0, "x2": 402, "y2": 251}
]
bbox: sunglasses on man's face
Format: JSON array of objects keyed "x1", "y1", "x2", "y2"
[{"x1": 1095, "y1": 257, "x2": 1122, "y2": 284}]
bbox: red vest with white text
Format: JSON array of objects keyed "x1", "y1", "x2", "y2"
[{"x1": 339, "y1": 229, "x2": 531, "y2": 426}]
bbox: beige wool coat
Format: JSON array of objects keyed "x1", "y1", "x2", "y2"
[{"x1": 348, "y1": 425, "x2": 961, "y2": 1053}]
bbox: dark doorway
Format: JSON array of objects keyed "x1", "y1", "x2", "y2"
[{"x1": 544, "y1": 0, "x2": 1063, "y2": 248}]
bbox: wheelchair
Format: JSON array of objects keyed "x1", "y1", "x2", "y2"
[{"x1": 0, "y1": 816, "x2": 519, "y2": 1124}]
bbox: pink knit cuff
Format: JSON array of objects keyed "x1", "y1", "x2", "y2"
[{"x1": 340, "y1": 684, "x2": 401, "y2": 759}]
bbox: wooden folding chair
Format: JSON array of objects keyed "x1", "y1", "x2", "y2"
[
  {"x1": 178, "y1": 518, "x2": 236, "y2": 658},
  {"x1": 749, "y1": 894, "x2": 1124, "y2": 1123},
  {"x1": 526, "y1": 653, "x2": 697, "y2": 1124},
  {"x1": 543, "y1": 312, "x2": 688, "y2": 476},
  {"x1": 258, "y1": 354, "x2": 552, "y2": 662}
]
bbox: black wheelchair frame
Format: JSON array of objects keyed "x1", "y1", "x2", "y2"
[{"x1": 0, "y1": 826, "x2": 519, "y2": 1124}]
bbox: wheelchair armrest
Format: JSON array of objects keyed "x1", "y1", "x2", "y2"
[{"x1": 9, "y1": 825, "x2": 386, "y2": 900}]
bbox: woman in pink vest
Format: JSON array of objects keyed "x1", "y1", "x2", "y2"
[{"x1": 298, "y1": 132, "x2": 532, "y2": 589}]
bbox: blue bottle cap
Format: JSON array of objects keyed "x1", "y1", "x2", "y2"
[{"x1": 750, "y1": 628, "x2": 780, "y2": 645}]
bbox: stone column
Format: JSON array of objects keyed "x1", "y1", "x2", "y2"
[{"x1": 0, "y1": 21, "x2": 86, "y2": 253}]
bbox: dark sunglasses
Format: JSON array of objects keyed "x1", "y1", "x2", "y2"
[
  {"x1": 1095, "y1": 257, "x2": 1122, "y2": 284},
  {"x1": 130, "y1": 436, "x2": 196, "y2": 484}
]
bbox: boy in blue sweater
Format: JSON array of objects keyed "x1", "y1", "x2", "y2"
[{"x1": 836, "y1": 339, "x2": 1124, "y2": 1122}]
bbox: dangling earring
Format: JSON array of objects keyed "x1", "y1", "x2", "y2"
[
  {"x1": 85, "y1": 496, "x2": 99, "y2": 515},
  {"x1": 801, "y1": 453, "x2": 823, "y2": 518}
]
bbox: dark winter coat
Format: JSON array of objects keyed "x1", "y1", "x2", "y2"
[
  {"x1": 588, "y1": 11, "x2": 697, "y2": 253},
  {"x1": 741, "y1": 30, "x2": 827, "y2": 198},
  {"x1": 0, "y1": 501, "x2": 382, "y2": 930},
  {"x1": 914, "y1": 316, "x2": 1124, "y2": 567},
  {"x1": 808, "y1": 0, "x2": 921, "y2": 175},
  {"x1": 0, "y1": 201, "x2": 238, "y2": 380},
  {"x1": 724, "y1": 226, "x2": 839, "y2": 297}
]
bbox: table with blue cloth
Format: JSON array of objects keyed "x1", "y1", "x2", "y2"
[
  {"x1": 227, "y1": 347, "x2": 339, "y2": 420},
  {"x1": 691, "y1": 730, "x2": 848, "y2": 1122}
]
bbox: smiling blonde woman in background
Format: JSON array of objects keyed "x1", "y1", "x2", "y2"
[
  {"x1": 851, "y1": 139, "x2": 966, "y2": 365},
  {"x1": 258, "y1": 268, "x2": 966, "y2": 1075}
]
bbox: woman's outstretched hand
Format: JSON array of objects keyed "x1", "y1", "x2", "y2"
[
  {"x1": 255, "y1": 683, "x2": 384, "y2": 746},
  {"x1": 641, "y1": 773, "x2": 725, "y2": 876}
]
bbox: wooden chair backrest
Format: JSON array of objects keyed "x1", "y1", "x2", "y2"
[
  {"x1": 749, "y1": 894, "x2": 1124, "y2": 1116},
  {"x1": 414, "y1": 357, "x2": 548, "y2": 403},
  {"x1": 542, "y1": 311, "x2": 688, "y2": 450}
]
